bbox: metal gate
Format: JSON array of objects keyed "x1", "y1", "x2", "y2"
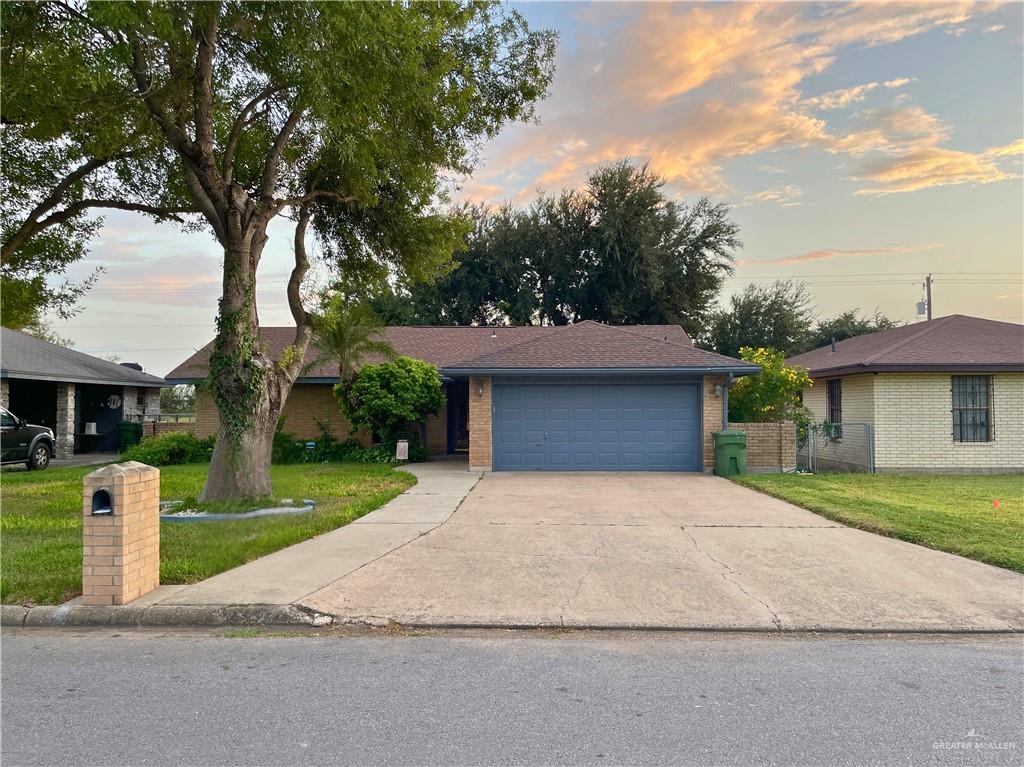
[{"x1": 797, "y1": 422, "x2": 875, "y2": 473}]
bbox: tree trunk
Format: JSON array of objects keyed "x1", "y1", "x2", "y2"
[
  {"x1": 198, "y1": 232, "x2": 299, "y2": 501},
  {"x1": 202, "y1": 409, "x2": 276, "y2": 499},
  {"x1": 196, "y1": 217, "x2": 313, "y2": 501}
]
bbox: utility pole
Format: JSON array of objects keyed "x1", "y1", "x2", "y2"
[{"x1": 925, "y1": 273, "x2": 933, "y2": 321}]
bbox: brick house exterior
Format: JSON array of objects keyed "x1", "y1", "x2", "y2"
[
  {"x1": 1, "y1": 328, "x2": 165, "y2": 457},
  {"x1": 789, "y1": 315, "x2": 1024, "y2": 474},
  {"x1": 170, "y1": 322, "x2": 762, "y2": 472}
]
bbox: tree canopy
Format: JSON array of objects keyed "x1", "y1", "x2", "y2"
[
  {"x1": 371, "y1": 160, "x2": 740, "y2": 336},
  {"x1": 6, "y1": 1, "x2": 555, "y2": 498},
  {"x1": 706, "y1": 280, "x2": 814, "y2": 358},
  {"x1": 802, "y1": 310, "x2": 900, "y2": 353},
  {"x1": 1, "y1": 2, "x2": 186, "y2": 329},
  {"x1": 727, "y1": 347, "x2": 812, "y2": 426},
  {"x1": 706, "y1": 280, "x2": 900, "y2": 357}
]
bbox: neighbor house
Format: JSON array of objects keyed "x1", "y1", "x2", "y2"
[
  {"x1": 787, "y1": 315, "x2": 1024, "y2": 474},
  {"x1": 0, "y1": 328, "x2": 165, "y2": 457},
  {"x1": 167, "y1": 320, "x2": 761, "y2": 472}
]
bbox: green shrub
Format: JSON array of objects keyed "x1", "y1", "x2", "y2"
[
  {"x1": 272, "y1": 421, "x2": 307, "y2": 465},
  {"x1": 338, "y1": 356, "x2": 443, "y2": 449},
  {"x1": 121, "y1": 432, "x2": 214, "y2": 466}
]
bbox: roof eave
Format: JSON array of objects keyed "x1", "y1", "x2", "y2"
[
  {"x1": 806, "y1": 362, "x2": 1024, "y2": 378},
  {"x1": 2, "y1": 370, "x2": 166, "y2": 387},
  {"x1": 440, "y1": 365, "x2": 761, "y2": 377}
]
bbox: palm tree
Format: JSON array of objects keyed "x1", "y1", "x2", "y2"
[{"x1": 312, "y1": 295, "x2": 395, "y2": 387}]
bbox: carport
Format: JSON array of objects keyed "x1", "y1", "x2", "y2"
[{"x1": 1, "y1": 328, "x2": 164, "y2": 457}]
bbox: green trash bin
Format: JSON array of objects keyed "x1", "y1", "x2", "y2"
[
  {"x1": 118, "y1": 421, "x2": 143, "y2": 450},
  {"x1": 712, "y1": 430, "x2": 747, "y2": 477}
]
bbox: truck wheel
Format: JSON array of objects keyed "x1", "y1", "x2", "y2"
[{"x1": 27, "y1": 444, "x2": 51, "y2": 470}]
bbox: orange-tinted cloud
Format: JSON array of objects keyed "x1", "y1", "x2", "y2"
[
  {"x1": 853, "y1": 145, "x2": 1014, "y2": 195},
  {"x1": 462, "y1": 1, "x2": 1014, "y2": 204},
  {"x1": 738, "y1": 243, "x2": 942, "y2": 267}
]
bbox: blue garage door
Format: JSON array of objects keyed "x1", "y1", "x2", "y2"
[{"x1": 493, "y1": 382, "x2": 701, "y2": 471}]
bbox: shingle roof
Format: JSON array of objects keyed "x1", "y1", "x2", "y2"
[
  {"x1": 443, "y1": 321, "x2": 755, "y2": 372},
  {"x1": 165, "y1": 322, "x2": 747, "y2": 382},
  {"x1": 786, "y1": 315, "x2": 1024, "y2": 377},
  {"x1": 1, "y1": 328, "x2": 165, "y2": 387}
]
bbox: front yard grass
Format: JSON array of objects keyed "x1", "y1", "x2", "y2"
[
  {"x1": 734, "y1": 473, "x2": 1024, "y2": 573},
  {"x1": 0, "y1": 462, "x2": 414, "y2": 605}
]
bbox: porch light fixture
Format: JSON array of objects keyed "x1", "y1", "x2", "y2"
[
  {"x1": 712, "y1": 383, "x2": 724, "y2": 398},
  {"x1": 475, "y1": 380, "x2": 484, "y2": 397}
]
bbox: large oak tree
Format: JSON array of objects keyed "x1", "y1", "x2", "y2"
[
  {"x1": 372, "y1": 161, "x2": 741, "y2": 335},
  {"x1": 7, "y1": 1, "x2": 554, "y2": 499}
]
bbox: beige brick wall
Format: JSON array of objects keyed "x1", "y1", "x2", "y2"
[
  {"x1": 873, "y1": 372, "x2": 1024, "y2": 472},
  {"x1": 802, "y1": 374, "x2": 873, "y2": 425},
  {"x1": 702, "y1": 375, "x2": 728, "y2": 470},
  {"x1": 802, "y1": 374, "x2": 876, "y2": 471},
  {"x1": 194, "y1": 388, "x2": 219, "y2": 439},
  {"x1": 194, "y1": 385, "x2": 372, "y2": 446},
  {"x1": 468, "y1": 376, "x2": 492, "y2": 471},
  {"x1": 141, "y1": 421, "x2": 193, "y2": 438},
  {"x1": 729, "y1": 421, "x2": 797, "y2": 472},
  {"x1": 82, "y1": 462, "x2": 160, "y2": 606}
]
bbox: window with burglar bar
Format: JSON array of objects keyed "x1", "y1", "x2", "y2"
[
  {"x1": 952, "y1": 375, "x2": 992, "y2": 442},
  {"x1": 826, "y1": 379, "x2": 842, "y2": 423}
]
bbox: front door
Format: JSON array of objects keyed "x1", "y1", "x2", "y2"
[
  {"x1": 75, "y1": 385, "x2": 124, "y2": 452},
  {"x1": 446, "y1": 381, "x2": 470, "y2": 453}
]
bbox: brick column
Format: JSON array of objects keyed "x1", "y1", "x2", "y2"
[
  {"x1": 144, "y1": 387, "x2": 161, "y2": 419},
  {"x1": 55, "y1": 382, "x2": 75, "y2": 458},
  {"x1": 702, "y1": 375, "x2": 726, "y2": 472},
  {"x1": 122, "y1": 386, "x2": 140, "y2": 420},
  {"x1": 82, "y1": 461, "x2": 160, "y2": 606},
  {"x1": 468, "y1": 376, "x2": 492, "y2": 472},
  {"x1": 0, "y1": 379, "x2": 8, "y2": 409}
]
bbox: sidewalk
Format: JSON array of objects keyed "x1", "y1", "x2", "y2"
[
  {"x1": 143, "y1": 458, "x2": 481, "y2": 608},
  {"x1": 1, "y1": 459, "x2": 481, "y2": 628}
]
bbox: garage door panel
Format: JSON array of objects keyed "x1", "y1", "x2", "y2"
[{"x1": 493, "y1": 382, "x2": 701, "y2": 471}]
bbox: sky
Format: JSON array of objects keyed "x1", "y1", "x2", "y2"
[{"x1": 52, "y1": 1, "x2": 1024, "y2": 377}]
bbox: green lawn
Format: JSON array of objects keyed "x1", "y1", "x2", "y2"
[
  {"x1": 734, "y1": 473, "x2": 1024, "y2": 573},
  {"x1": 0, "y1": 462, "x2": 414, "y2": 605}
]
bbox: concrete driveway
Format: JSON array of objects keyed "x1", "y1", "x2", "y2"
[{"x1": 303, "y1": 470, "x2": 1024, "y2": 631}]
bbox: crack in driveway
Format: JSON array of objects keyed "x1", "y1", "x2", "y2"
[
  {"x1": 681, "y1": 527, "x2": 783, "y2": 631},
  {"x1": 559, "y1": 528, "x2": 610, "y2": 626}
]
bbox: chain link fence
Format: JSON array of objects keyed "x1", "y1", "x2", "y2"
[{"x1": 797, "y1": 422, "x2": 875, "y2": 473}]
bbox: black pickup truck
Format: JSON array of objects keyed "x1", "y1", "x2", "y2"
[{"x1": 1, "y1": 406, "x2": 54, "y2": 470}]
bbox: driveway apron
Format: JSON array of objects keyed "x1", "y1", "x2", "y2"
[{"x1": 301, "y1": 471, "x2": 1024, "y2": 631}]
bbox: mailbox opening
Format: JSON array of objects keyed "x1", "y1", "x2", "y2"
[{"x1": 92, "y1": 489, "x2": 113, "y2": 516}]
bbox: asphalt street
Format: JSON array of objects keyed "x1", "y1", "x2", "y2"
[{"x1": 1, "y1": 630, "x2": 1021, "y2": 766}]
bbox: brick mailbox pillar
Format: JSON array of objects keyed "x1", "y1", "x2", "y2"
[{"x1": 82, "y1": 461, "x2": 160, "y2": 606}]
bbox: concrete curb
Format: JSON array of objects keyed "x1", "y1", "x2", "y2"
[
  {"x1": 1, "y1": 603, "x2": 333, "y2": 629},
  {"x1": 3, "y1": 604, "x2": 1019, "y2": 634},
  {"x1": 333, "y1": 616, "x2": 1024, "y2": 635}
]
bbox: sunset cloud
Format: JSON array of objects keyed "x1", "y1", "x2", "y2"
[
  {"x1": 744, "y1": 185, "x2": 805, "y2": 207},
  {"x1": 804, "y1": 78, "x2": 913, "y2": 111},
  {"x1": 853, "y1": 142, "x2": 1018, "y2": 196},
  {"x1": 462, "y1": 1, "x2": 1010, "y2": 203},
  {"x1": 739, "y1": 243, "x2": 943, "y2": 267}
]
